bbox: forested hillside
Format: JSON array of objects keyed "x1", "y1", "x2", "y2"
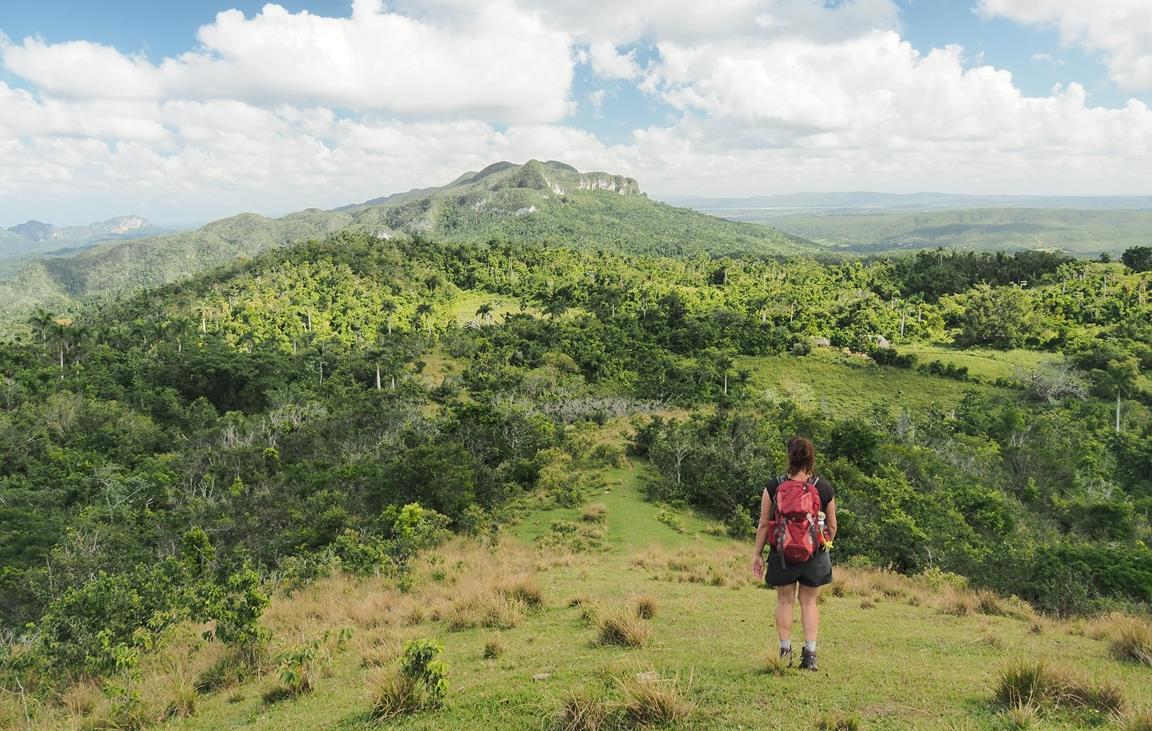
[
  {"x1": 0, "y1": 162, "x2": 813, "y2": 331},
  {"x1": 1, "y1": 231, "x2": 1151, "y2": 728}
]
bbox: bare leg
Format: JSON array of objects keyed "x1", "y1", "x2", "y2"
[
  {"x1": 775, "y1": 584, "x2": 797, "y2": 641},
  {"x1": 798, "y1": 584, "x2": 821, "y2": 642}
]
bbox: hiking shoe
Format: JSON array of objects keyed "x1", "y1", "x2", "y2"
[
  {"x1": 779, "y1": 647, "x2": 793, "y2": 667},
  {"x1": 799, "y1": 648, "x2": 818, "y2": 671}
]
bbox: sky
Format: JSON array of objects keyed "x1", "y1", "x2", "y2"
[{"x1": 1, "y1": 0, "x2": 1151, "y2": 226}]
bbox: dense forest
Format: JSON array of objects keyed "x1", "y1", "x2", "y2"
[{"x1": 1, "y1": 233, "x2": 1150, "y2": 710}]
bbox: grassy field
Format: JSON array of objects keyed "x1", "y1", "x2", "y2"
[
  {"x1": 18, "y1": 462, "x2": 1144, "y2": 731},
  {"x1": 738, "y1": 349, "x2": 1010, "y2": 415},
  {"x1": 897, "y1": 345, "x2": 1065, "y2": 382}
]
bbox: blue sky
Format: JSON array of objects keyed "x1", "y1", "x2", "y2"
[{"x1": 1, "y1": 0, "x2": 1150, "y2": 225}]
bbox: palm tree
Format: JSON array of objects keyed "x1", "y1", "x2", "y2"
[
  {"x1": 1100, "y1": 357, "x2": 1141, "y2": 433},
  {"x1": 414, "y1": 302, "x2": 435, "y2": 332},
  {"x1": 167, "y1": 317, "x2": 194, "y2": 353},
  {"x1": 27, "y1": 308, "x2": 56, "y2": 347},
  {"x1": 475, "y1": 302, "x2": 495, "y2": 326},
  {"x1": 47, "y1": 321, "x2": 84, "y2": 375},
  {"x1": 381, "y1": 300, "x2": 398, "y2": 335}
]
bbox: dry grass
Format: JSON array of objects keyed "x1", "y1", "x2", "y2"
[
  {"x1": 596, "y1": 612, "x2": 651, "y2": 648},
  {"x1": 630, "y1": 545, "x2": 755, "y2": 589},
  {"x1": 761, "y1": 652, "x2": 791, "y2": 676},
  {"x1": 1109, "y1": 617, "x2": 1152, "y2": 666},
  {"x1": 618, "y1": 671, "x2": 694, "y2": 727},
  {"x1": 995, "y1": 658, "x2": 1128, "y2": 716},
  {"x1": 582, "y1": 503, "x2": 609, "y2": 523},
  {"x1": 634, "y1": 595, "x2": 658, "y2": 620},
  {"x1": 367, "y1": 668, "x2": 426, "y2": 723},
  {"x1": 1004, "y1": 702, "x2": 1039, "y2": 729},
  {"x1": 555, "y1": 689, "x2": 617, "y2": 731},
  {"x1": 1124, "y1": 709, "x2": 1152, "y2": 731}
]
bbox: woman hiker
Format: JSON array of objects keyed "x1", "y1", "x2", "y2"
[{"x1": 751, "y1": 436, "x2": 838, "y2": 671}]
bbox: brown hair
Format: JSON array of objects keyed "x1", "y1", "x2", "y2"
[{"x1": 787, "y1": 436, "x2": 815, "y2": 475}]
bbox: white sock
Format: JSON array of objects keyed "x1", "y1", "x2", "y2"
[
  {"x1": 779, "y1": 640, "x2": 792, "y2": 651},
  {"x1": 804, "y1": 641, "x2": 817, "y2": 653}
]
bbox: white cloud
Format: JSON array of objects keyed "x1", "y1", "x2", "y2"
[
  {"x1": 587, "y1": 41, "x2": 641, "y2": 80},
  {"x1": 979, "y1": 0, "x2": 1152, "y2": 90},
  {"x1": 2, "y1": 1, "x2": 575, "y2": 123},
  {"x1": 587, "y1": 89, "x2": 606, "y2": 114},
  {"x1": 3, "y1": 0, "x2": 1152, "y2": 225},
  {"x1": 405, "y1": 0, "x2": 900, "y2": 45}
]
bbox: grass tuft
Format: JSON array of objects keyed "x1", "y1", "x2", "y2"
[
  {"x1": 1110, "y1": 617, "x2": 1152, "y2": 666},
  {"x1": 1004, "y1": 702, "x2": 1039, "y2": 729},
  {"x1": 597, "y1": 612, "x2": 650, "y2": 648},
  {"x1": 483, "y1": 638, "x2": 506, "y2": 660},
  {"x1": 1124, "y1": 709, "x2": 1152, "y2": 731},
  {"x1": 761, "y1": 652, "x2": 791, "y2": 676},
  {"x1": 634, "y1": 595, "x2": 658, "y2": 620},
  {"x1": 582, "y1": 503, "x2": 609, "y2": 523},
  {"x1": 555, "y1": 689, "x2": 617, "y2": 731},
  {"x1": 813, "y1": 712, "x2": 862, "y2": 730},
  {"x1": 367, "y1": 669, "x2": 426, "y2": 723},
  {"x1": 618, "y1": 672, "x2": 694, "y2": 726},
  {"x1": 995, "y1": 659, "x2": 1128, "y2": 715}
]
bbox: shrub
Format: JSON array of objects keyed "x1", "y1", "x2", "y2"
[
  {"x1": 656, "y1": 509, "x2": 689, "y2": 534},
  {"x1": 596, "y1": 613, "x2": 650, "y2": 648},
  {"x1": 263, "y1": 643, "x2": 319, "y2": 703}
]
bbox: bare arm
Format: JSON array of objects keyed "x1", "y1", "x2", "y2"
[
  {"x1": 751, "y1": 489, "x2": 773, "y2": 577},
  {"x1": 825, "y1": 497, "x2": 838, "y2": 543}
]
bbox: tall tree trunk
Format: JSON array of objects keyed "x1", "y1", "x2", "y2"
[
  {"x1": 1116, "y1": 387, "x2": 1122, "y2": 433},
  {"x1": 375, "y1": 363, "x2": 382, "y2": 390}
]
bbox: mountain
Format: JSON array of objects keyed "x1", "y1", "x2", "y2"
[
  {"x1": 0, "y1": 161, "x2": 815, "y2": 330},
  {"x1": 1, "y1": 215, "x2": 170, "y2": 262}
]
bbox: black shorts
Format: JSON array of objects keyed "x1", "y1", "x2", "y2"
[{"x1": 765, "y1": 549, "x2": 832, "y2": 588}]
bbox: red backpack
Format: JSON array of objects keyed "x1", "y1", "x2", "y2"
[{"x1": 770, "y1": 475, "x2": 824, "y2": 566}]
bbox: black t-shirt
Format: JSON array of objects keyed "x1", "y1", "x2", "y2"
[{"x1": 766, "y1": 475, "x2": 836, "y2": 511}]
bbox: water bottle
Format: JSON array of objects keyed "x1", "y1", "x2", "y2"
[{"x1": 817, "y1": 511, "x2": 828, "y2": 547}]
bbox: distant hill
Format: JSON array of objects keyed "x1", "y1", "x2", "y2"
[
  {"x1": 0, "y1": 161, "x2": 815, "y2": 332},
  {"x1": 757, "y1": 208, "x2": 1152, "y2": 255},
  {"x1": 1, "y1": 215, "x2": 171, "y2": 263},
  {"x1": 672, "y1": 191, "x2": 1152, "y2": 214}
]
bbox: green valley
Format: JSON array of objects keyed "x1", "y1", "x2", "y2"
[{"x1": 1, "y1": 180, "x2": 1151, "y2": 730}]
